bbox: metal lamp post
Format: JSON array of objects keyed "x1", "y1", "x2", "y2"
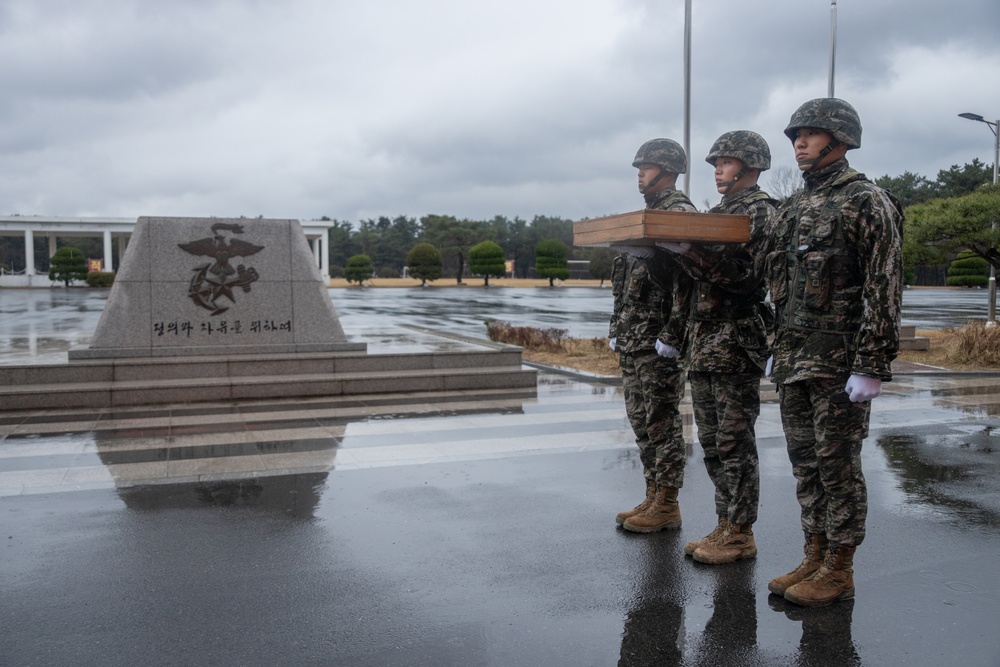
[
  {"x1": 958, "y1": 112, "x2": 1000, "y2": 326},
  {"x1": 682, "y1": 0, "x2": 691, "y2": 196},
  {"x1": 829, "y1": 0, "x2": 837, "y2": 97}
]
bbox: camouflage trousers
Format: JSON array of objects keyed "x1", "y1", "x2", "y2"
[
  {"x1": 620, "y1": 349, "x2": 687, "y2": 488},
  {"x1": 778, "y1": 378, "x2": 870, "y2": 547},
  {"x1": 689, "y1": 371, "x2": 761, "y2": 526}
]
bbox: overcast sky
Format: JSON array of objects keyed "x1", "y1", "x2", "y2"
[{"x1": 1, "y1": 0, "x2": 998, "y2": 225}]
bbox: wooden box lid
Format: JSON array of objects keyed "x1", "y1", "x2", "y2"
[{"x1": 574, "y1": 209, "x2": 750, "y2": 246}]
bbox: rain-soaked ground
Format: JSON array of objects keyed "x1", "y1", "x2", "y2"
[
  {"x1": 0, "y1": 285, "x2": 993, "y2": 364},
  {"x1": 1, "y1": 287, "x2": 1000, "y2": 666}
]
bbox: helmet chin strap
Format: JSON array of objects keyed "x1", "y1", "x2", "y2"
[
  {"x1": 640, "y1": 167, "x2": 668, "y2": 195},
  {"x1": 797, "y1": 139, "x2": 841, "y2": 171},
  {"x1": 717, "y1": 166, "x2": 747, "y2": 196}
]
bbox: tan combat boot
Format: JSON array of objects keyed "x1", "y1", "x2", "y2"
[
  {"x1": 622, "y1": 485, "x2": 681, "y2": 533},
  {"x1": 768, "y1": 534, "x2": 828, "y2": 596},
  {"x1": 684, "y1": 515, "x2": 729, "y2": 556},
  {"x1": 616, "y1": 478, "x2": 657, "y2": 526},
  {"x1": 692, "y1": 523, "x2": 757, "y2": 564},
  {"x1": 783, "y1": 544, "x2": 856, "y2": 607}
]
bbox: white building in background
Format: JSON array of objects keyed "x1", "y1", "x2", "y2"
[{"x1": 0, "y1": 216, "x2": 333, "y2": 287}]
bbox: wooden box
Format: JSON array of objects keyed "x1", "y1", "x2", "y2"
[{"x1": 573, "y1": 209, "x2": 750, "y2": 246}]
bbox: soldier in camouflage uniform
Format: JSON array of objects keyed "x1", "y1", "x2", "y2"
[
  {"x1": 611, "y1": 138, "x2": 696, "y2": 534},
  {"x1": 659, "y1": 131, "x2": 778, "y2": 565},
  {"x1": 762, "y1": 99, "x2": 903, "y2": 607}
]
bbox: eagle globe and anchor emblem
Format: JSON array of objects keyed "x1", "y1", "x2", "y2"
[{"x1": 178, "y1": 223, "x2": 264, "y2": 315}]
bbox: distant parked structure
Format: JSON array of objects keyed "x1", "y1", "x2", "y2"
[{"x1": 0, "y1": 216, "x2": 335, "y2": 287}]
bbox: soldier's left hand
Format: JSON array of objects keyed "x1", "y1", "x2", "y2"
[
  {"x1": 845, "y1": 374, "x2": 882, "y2": 402},
  {"x1": 655, "y1": 340, "x2": 680, "y2": 359}
]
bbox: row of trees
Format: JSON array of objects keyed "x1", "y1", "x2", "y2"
[
  {"x1": 343, "y1": 237, "x2": 585, "y2": 287},
  {"x1": 1, "y1": 160, "x2": 995, "y2": 287},
  {"x1": 317, "y1": 159, "x2": 998, "y2": 287},
  {"x1": 324, "y1": 214, "x2": 580, "y2": 283},
  {"x1": 874, "y1": 158, "x2": 994, "y2": 208},
  {"x1": 905, "y1": 184, "x2": 1000, "y2": 285}
]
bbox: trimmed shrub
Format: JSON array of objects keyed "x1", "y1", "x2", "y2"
[
  {"x1": 48, "y1": 246, "x2": 88, "y2": 286},
  {"x1": 378, "y1": 267, "x2": 400, "y2": 279},
  {"x1": 85, "y1": 272, "x2": 116, "y2": 287},
  {"x1": 469, "y1": 241, "x2": 505, "y2": 286},
  {"x1": 405, "y1": 243, "x2": 443, "y2": 286},
  {"x1": 535, "y1": 239, "x2": 570, "y2": 286},
  {"x1": 946, "y1": 251, "x2": 990, "y2": 287},
  {"x1": 344, "y1": 254, "x2": 374, "y2": 285}
]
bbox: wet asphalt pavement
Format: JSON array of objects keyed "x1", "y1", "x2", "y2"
[
  {"x1": 0, "y1": 285, "x2": 993, "y2": 364},
  {"x1": 2, "y1": 288, "x2": 1000, "y2": 666},
  {"x1": 3, "y1": 401, "x2": 1000, "y2": 666}
]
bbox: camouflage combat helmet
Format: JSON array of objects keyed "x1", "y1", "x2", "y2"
[
  {"x1": 783, "y1": 98, "x2": 862, "y2": 149},
  {"x1": 705, "y1": 130, "x2": 771, "y2": 171},
  {"x1": 633, "y1": 138, "x2": 688, "y2": 174}
]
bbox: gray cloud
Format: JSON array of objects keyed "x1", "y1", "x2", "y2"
[{"x1": 0, "y1": 0, "x2": 998, "y2": 223}]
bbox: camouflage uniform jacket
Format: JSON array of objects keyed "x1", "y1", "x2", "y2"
[
  {"x1": 609, "y1": 188, "x2": 696, "y2": 354},
  {"x1": 668, "y1": 186, "x2": 777, "y2": 373},
  {"x1": 764, "y1": 159, "x2": 903, "y2": 384}
]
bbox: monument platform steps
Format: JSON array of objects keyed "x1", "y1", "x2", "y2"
[
  {"x1": 0, "y1": 349, "x2": 537, "y2": 411},
  {"x1": 899, "y1": 324, "x2": 930, "y2": 351}
]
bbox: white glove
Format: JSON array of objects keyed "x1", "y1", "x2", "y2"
[
  {"x1": 845, "y1": 375, "x2": 882, "y2": 402},
  {"x1": 655, "y1": 340, "x2": 679, "y2": 359},
  {"x1": 765, "y1": 355, "x2": 774, "y2": 379},
  {"x1": 611, "y1": 244, "x2": 655, "y2": 259},
  {"x1": 655, "y1": 241, "x2": 691, "y2": 255},
  {"x1": 609, "y1": 337, "x2": 617, "y2": 351}
]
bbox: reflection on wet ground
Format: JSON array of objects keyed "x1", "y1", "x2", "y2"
[
  {"x1": 877, "y1": 427, "x2": 1000, "y2": 527},
  {"x1": 3, "y1": 289, "x2": 1000, "y2": 665},
  {"x1": 0, "y1": 386, "x2": 541, "y2": 494},
  {"x1": 768, "y1": 597, "x2": 862, "y2": 667},
  {"x1": 116, "y1": 472, "x2": 331, "y2": 516},
  {"x1": 3, "y1": 366, "x2": 1000, "y2": 664}
]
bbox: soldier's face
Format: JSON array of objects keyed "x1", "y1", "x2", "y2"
[
  {"x1": 714, "y1": 157, "x2": 745, "y2": 192},
  {"x1": 792, "y1": 128, "x2": 843, "y2": 170},
  {"x1": 636, "y1": 163, "x2": 662, "y2": 192}
]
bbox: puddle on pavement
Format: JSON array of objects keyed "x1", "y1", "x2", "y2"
[
  {"x1": 118, "y1": 472, "x2": 330, "y2": 516},
  {"x1": 876, "y1": 429, "x2": 1000, "y2": 527}
]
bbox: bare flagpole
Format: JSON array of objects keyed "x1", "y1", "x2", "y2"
[
  {"x1": 828, "y1": 0, "x2": 837, "y2": 97},
  {"x1": 683, "y1": 0, "x2": 692, "y2": 195}
]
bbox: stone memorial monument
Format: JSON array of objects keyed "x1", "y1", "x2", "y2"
[
  {"x1": 1, "y1": 216, "x2": 536, "y2": 411},
  {"x1": 71, "y1": 216, "x2": 365, "y2": 359}
]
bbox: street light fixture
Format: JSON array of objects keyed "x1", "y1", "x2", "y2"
[{"x1": 958, "y1": 111, "x2": 1000, "y2": 327}]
